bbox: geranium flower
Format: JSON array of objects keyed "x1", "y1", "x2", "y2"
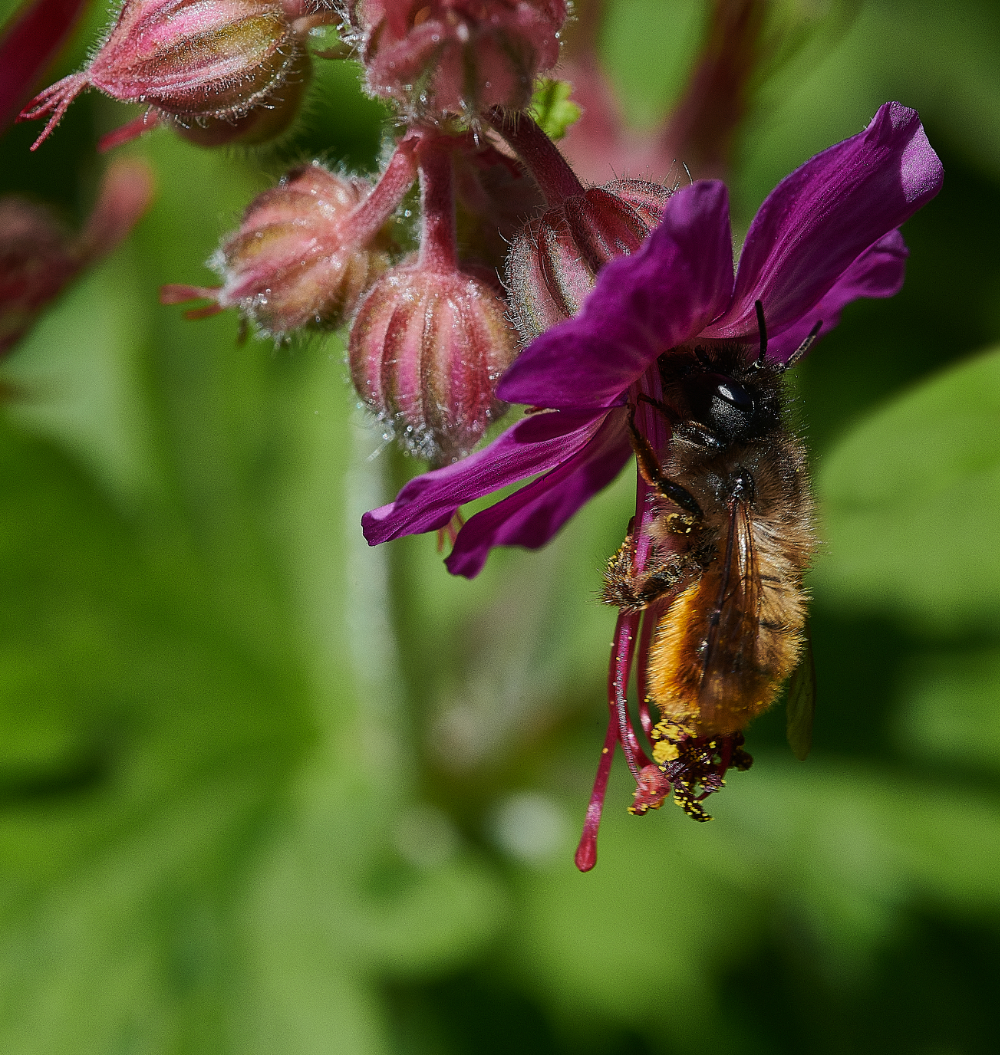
[
  {"x1": 363, "y1": 102, "x2": 943, "y2": 571},
  {"x1": 362, "y1": 101, "x2": 943, "y2": 867}
]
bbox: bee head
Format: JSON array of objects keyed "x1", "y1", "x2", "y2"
[{"x1": 679, "y1": 351, "x2": 783, "y2": 443}]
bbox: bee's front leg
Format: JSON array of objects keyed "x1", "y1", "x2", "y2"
[{"x1": 626, "y1": 406, "x2": 703, "y2": 518}]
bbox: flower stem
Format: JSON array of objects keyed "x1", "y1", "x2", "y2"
[
  {"x1": 484, "y1": 107, "x2": 585, "y2": 206},
  {"x1": 416, "y1": 136, "x2": 458, "y2": 272},
  {"x1": 608, "y1": 609, "x2": 649, "y2": 778},
  {"x1": 341, "y1": 133, "x2": 420, "y2": 247}
]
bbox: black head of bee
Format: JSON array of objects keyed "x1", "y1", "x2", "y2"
[
  {"x1": 660, "y1": 346, "x2": 784, "y2": 446},
  {"x1": 702, "y1": 372, "x2": 760, "y2": 439}
]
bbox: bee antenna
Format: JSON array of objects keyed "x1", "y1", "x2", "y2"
[
  {"x1": 782, "y1": 320, "x2": 823, "y2": 371},
  {"x1": 754, "y1": 300, "x2": 768, "y2": 368}
]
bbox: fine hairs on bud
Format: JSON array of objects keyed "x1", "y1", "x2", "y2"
[
  {"x1": 20, "y1": 0, "x2": 313, "y2": 149},
  {"x1": 349, "y1": 263, "x2": 519, "y2": 466},
  {"x1": 161, "y1": 163, "x2": 395, "y2": 337},
  {"x1": 345, "y1": 0, "x2": 568, "y2": 117}
]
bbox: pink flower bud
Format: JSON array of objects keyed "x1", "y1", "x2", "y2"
[
  {"x1": 347, "y1": 0, "x2": 567, "y2": 116},
  {"x1": 452, "y1": 138, "x2": 544, "y2": 276},
  {"x1": 160, "y1": 162, "x2": 393, "y2": 337},
  {"x1": 349, "y1": 261, "x2": 518, "y2": 465},
  {"x1": 0, "y1": 159, "x2": 154, "y2": 354},
  {"x1": 505, "y1": 178, "x2": 674, "y2": 340},
  {"x1": 0, "y1": 199, "x2": 76, "y2": 354},
  {"x1": 164, "y1": 48, "x2": 312, "y2": 148},
  {"x1": 20, "y1": 0, "x2": 309, "y2": 149}
]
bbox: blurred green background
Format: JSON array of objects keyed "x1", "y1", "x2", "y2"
[{"x1": 0, "y1": 0, "x2": 999, "y2": 1052}]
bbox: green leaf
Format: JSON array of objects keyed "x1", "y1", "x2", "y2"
[
  {"x1": 527, "y1": 79, "x2": 582, "y2": 141},
  {"x1": 813, "y1": 344, "x2": 1000, "y2": 629}
]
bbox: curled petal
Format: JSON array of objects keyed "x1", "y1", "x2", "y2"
[
  {"x1": 445, "y1": 407, "x2": 631, "y2": 577},
  {"x1": 499, "y1": 180, "x2": 734, "y2": 411},
  {"x1": 705, "y1": 101, "x2": 943, "y2": 343},
  {"x1": 362, "y1": 408, "x2": 611, "y2": 546},
  {"x1": 767, "y1": 229, "x2": 909, "y2": 362}
]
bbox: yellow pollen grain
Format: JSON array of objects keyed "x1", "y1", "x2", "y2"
[{"x1": 653, "y1": 742, "x2": 679, "y2": 764}]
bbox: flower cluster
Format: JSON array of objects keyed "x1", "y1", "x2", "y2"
[
  {"x1": 5, "y1": 0, "x2": 944, "y2": 869},
  {"x1": 363, "y1": 101, "x2": 943, "y2": 866}
]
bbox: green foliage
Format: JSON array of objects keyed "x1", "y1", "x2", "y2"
[
  {"x1": 527, "y1": 79, "x2": 582, "y2": 141},
  {"x1": 0, "y1": 0, "x2": 999, "y2": 1053}
]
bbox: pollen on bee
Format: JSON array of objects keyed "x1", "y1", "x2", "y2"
[{"x1": 652, "y1": 741, "x2": 680, "y2": 764}]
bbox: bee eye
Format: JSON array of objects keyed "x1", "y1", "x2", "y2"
[{"x1": 715, "y1": 380, "x2": 754, "y2": 411}]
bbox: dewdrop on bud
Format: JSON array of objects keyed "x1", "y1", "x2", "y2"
[
  {"x1": 349, "y1": 262, "x2": 519, "y2": 465},
  {"x1": 347, "y1": 0, "x2": 567, "y2": 116},
  {"x1": 161, "y1": 163, "x2": 392, "y2": 337},
  {"x1": 20, "y1": 0, "x2": 310, "y2": 149},
  {"x1": 505, "y1": 178, "x2": 674, "y2": 341}
]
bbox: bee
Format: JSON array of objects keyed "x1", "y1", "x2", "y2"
[{"x1": 602, "y1": 304, "x2": 819, "y2": 819}]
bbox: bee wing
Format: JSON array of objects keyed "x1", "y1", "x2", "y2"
[
  {"x1": 785, "y1": 621, "x2": 816, "y2": 761},
  {"x1": 698, "y1": 498, "x2": 761, "y2": 728}
]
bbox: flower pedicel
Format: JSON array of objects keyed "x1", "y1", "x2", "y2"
[{"x1": 363, "y1": 102, "x2": 944, "y2": 869}]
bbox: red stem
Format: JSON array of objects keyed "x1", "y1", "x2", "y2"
[
  {"x1": 484, "y1": 107, "x2": 585, "y2": 207},
  {"x1": 636, "y1": 610, "x2": 655, "y2": 737},
  {"x1": 341, "y1": 133, "x2": 421, "y2": 247},
  {"x1": 416, "y1": 136, "x2": 457, "y2": 272}
]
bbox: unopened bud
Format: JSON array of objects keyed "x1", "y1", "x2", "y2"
[
  {"x1": 452, "y1": 139, "x2": 545, "y2": 276},
  {"x1": 505, "y1": 178, "x2": 673, "y2": 340},
  {"x1": 21, "y1": 0, "x2": 309, "y2": 149},
  {"x1": 161, "y1": 162, "x2": 393, "y2": 337},
  {"x1": 349, "y1": 261, "x2": 518, "y2": 465},
  {"x1": 0, "y1": 200, "x2": 76, "y2": 354},
  {"x1": 348, "y1": 0, "x2": 567, "y2": 116},
  {"x1": 0, "y1": 159, "x2": 154, "y2": 354},
  {"x1": 167, "y1": 48, "x2": 312, "y2": 148}
]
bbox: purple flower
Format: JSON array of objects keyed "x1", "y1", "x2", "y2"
[{"x1": 362, "y1": 102, "x2": 944, "y2": 577}]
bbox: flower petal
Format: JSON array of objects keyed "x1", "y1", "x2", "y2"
[
  {"x1": 704, "y1": 102, "x2": 943, "y2": 343},
  {"x1": 498, "y1": 180, "x2": 734, "y2": 410},
  {"x1": 362, "y1": 407, "x2": 610, "y2": 545},
  {"x1": 768, "y1": 229, "x2": 909, "y2": 363},
  {"x1": 445, "y1": 407, "x2": 632, "y2": 578}
]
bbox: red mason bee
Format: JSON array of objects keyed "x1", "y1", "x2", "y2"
[{"x1": 602, "y1": 306, "x2": 819, "y2": 820}]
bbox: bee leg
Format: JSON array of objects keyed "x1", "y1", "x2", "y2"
[
  {"x1": 601, "y1": 534, "x2": 688, "y2": 612},
  {"x1": 627, "y1": 407, "x2": 703, "y2": 519}
]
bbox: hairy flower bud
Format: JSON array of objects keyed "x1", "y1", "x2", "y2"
[
  {"x1": 452, "y1": 138, "x2": 544, "y2": 276},
  {"x1": 349, "y1": 261, "x2": 518, "y2": 465},
  {"x1": 505, "y1": 178, "x2": 674, "y2": 340},
  {"x1": 346, "y1": 0, "x2": 567, "y2": 116},
  {"x1": 161, "y1": 162, "x2": 393, "y2": 337},
  {"x1": 20, "y1": 0, "x2": 311, "y2": 149},
  {"x1": 0, "y1": 159, "x2": 155, "y2": 354}
]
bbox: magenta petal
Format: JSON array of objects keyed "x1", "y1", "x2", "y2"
[
  {"x1": 445, "y1": 408, "x2": 632, "y2": 578},
  {"x1": 362, "y1": 408, "x2": 610, "y2": 545},
  {"x1": 705, "y1": 102, "x2": 943, "y2": 343},
  {"x1": 768, "y1": 229, "x2": 909, "y2": 363},
  {"x1": 498, "y1": 180, "x2": 735, "y2": 410},
  {"x1": 1, "y1": 0, "x2": 89, "y2": 131}
]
